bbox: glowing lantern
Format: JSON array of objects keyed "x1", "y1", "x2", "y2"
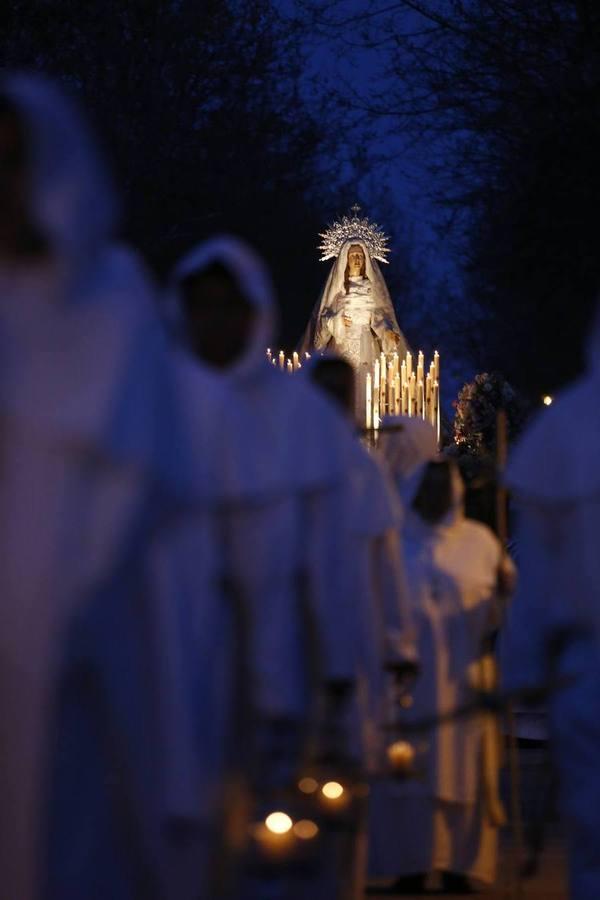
[
  {"x1": 321, "y1": 781, "x2": 344, "y2": 800},
  {"x1": 265, "y1": 812, "x2": 293, "y2": 835}
]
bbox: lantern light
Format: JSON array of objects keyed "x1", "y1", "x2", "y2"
[
  {"x1": 293, "y1": 819, "x2": 319, "y2": 840},
  {"x1": 298, "y1": 777, "x2": 319, "y2": 794},
  {"x1": 265, "y1": 812, "x2": 293, "y2": 835},
  {"x1": 321, "y1": 781, "x2": 344, "y2": 800}
]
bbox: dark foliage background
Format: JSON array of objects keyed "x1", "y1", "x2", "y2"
[
  {"x1": 5, "y1": 1, "x2": 600, "y2": 396},
  {"x1": 298, "y1": 0, "x2": 600, "y2": 399},
  {"x1": 0, "y1": 0, "x2": 395, "y2": 346}
]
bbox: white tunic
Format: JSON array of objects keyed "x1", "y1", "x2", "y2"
[
  {"x1": 368, "y1": 441, "x2": 503, "y2": 887},
  {"x1": 0, "y1": 75, "x2": 193, "y2": 900},
  {"x1": 502, "y1": 341, "x2": 600, "y2": 900}
]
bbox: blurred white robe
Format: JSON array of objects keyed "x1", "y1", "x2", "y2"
[
  {"x1": 166, "y1": 237, "x2": 365, "y2": 724},
  {"x1": 166, "y1": 237, "x2": 383, "y2": 900},
  {"x1": 369, "y1": 426, "x2": 503, "y2": 887},
  {"x1": 0, "y1": 75, "x2": 191, "y2": 900},
  {"x1": 502, "y1": 308, "x2": 600, "y2": 900}
]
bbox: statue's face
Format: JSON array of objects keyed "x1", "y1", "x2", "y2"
[{"x1": 347, "y1": 244, "x2": 365, "y2": 276}]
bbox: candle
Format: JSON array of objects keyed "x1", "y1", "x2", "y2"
[
  {"x1": 402, "y1": 381, "x2": 408, "y2": 416},
  {"x1": 305, "y1": 352, "x2": 311, "y2": 360},
  {"x1": 406, "y1": 351, "x2": 412, "y2": 381},
  {"x1": 419, "y1": 380, "x2": 425, "y2": 419},
  {"x1": 409, "y1": 372, "x2": 416, "y2": 417},
  {"x1": 434, "y1": 379, "x2": 440, "y2": 443},
  {"x1": 373, "y1": 361, "x2": 380, "y2": 429},
  {"x1": 387, "y1": 361, "x2": 394, "y2": 415},
  {"x1": 366, "y1": 373, "x2": 373, "y2": 430},
  {"x1": 426, "y1": 373, "x2": 432, "y2": 422},
  {"x1": 279, "y1": 350, "x2": 285, "y2": 370},
  {"x1": 380, "y1": 355, "x2": 387, "y2": 415},
  {"x1": 434, "y1": 350, "x2": 440, "y2": 383},
  {"x1": 292, "y1": 351, "x2": 299, "y2": 371},
  {"x1": 287, "y1": 359, "x2": 293, "y2": 374},
  {"x1": 417, "y1": 351, "x2": 424, "y2": 389},
  {"x1": 392, "y1": 351, "x2": 399, "y2": 380},
  {"x1": 267, "y1": 348, "x2": 272, "y2": 362},
  {"x1": 394, "y1": 373, "x2": 401, "y2": 415}
]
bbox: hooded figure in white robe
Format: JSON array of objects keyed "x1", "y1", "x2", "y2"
[
  {"x1": 299, "y1": 239, "x2": 408, "y2": 422},
  {"x1": 369, "y1": 424, "x2": 509, "y2": 892},
  {"x1": 306, "y1": 358, "x2": 418, "y2": 765},
  {"x1": 0, "y1": 74, "x2": 194, "y2": 900},
  {"x1": 501, "y1": 303, "x2": 600, "y2": 900},
  {"x1": 166, "y1": 237, "x2": 374, "y2": 899},
  {"x1": 306, "y1": 359, "x2": 418, "y2": 900}
]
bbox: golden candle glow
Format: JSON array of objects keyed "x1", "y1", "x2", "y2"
[
  {"x1": 298, "y1": 777, "x2": 319, "y2": 794},
  {"x1": 293, "y1": 819, "x2": 319, "y2": 840},
  {"x1": 387, "y1": 740, "x2": 416, "y2": 774},
  {"x1": 321, "y1": 781, "x2": 344, "y2": 800},
  {"x1": 265, "y1": 811, "x2": 293, "y2": 835}
]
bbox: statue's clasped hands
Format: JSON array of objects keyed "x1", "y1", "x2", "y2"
[{"x1": 343, "y1": 312, "x2": 353, "y2": 328}]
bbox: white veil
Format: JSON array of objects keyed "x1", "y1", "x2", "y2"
[{"x1": 299, "y1": 238, "x2": 407, "y2": 355}]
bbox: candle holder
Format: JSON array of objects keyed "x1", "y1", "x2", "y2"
[{"x1": 363, "y1": 349, "x2": 441, "y2": 444}]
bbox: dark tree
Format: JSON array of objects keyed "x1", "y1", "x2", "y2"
[
  {"x1": 0, "y1": 0, "x2": 366, "y2": 345},
  {"x1": 298, "y1": 0, "x2": 600, "y2": 397}
]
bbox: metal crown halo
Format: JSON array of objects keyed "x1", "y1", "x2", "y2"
[{"x1": 318, "y1": 204, "x2": 391, "y2": 264}]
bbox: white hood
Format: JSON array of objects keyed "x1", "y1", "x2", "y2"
[
  {"x1": 0, "y1": 74, "x2": 190, "y2": 498},
  {"x1": 166, "y1": 235, "x2": 358, "y2": 499},
  {"x1": 2, "y1": 73, "x2": 116, "y2": 265},
  {"x1": 377, "y1": 415, "x2": 439, "y2": 507},
  {"x1": 508, "y1": 298, "x2": 600, "y2": 503},
  {"x1": 166, "y1": 234, "x2": 277, "y2": 383}
]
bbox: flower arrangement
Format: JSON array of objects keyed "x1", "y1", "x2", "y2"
[{"x1": 453, "y1": 371, "x2": 522, "y2": 455}]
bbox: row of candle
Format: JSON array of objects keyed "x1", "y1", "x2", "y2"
[
  {"x1": 366, "y1": 350, "x2": 440, "y2": 441},
  {"x1": 266, "y1": 348, "x2": 309, "y2": 373},
  {"x1": 264, "y1": 346, "x2": 441, "y2": 443}
]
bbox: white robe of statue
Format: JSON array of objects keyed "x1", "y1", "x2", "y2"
[
  {"x1": 0, "y1": 75, "x2": 193, "y2": 900},
  {"x1": 501, "y1": 305, "x2": 600, "y2": 900},
  {"x1": 368, "y1": 429, "x2": 505, "y2": 889},
  {"x1": 299, "y1": 239, "x2": 408, "y2": 422}
]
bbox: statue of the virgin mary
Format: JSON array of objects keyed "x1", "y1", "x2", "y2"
[{"x1": 299, "y1": 207, "x2": 408, "y2": 418}]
